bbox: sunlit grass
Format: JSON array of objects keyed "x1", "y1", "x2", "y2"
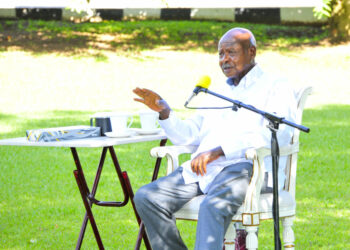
[{"x1": 0, "y1": 105, "x2": 349, "y2": 249}]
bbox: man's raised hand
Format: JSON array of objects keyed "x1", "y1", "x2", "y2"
[
  {"x1": 133, "y1": 87, "x2": 171, "y2": 119},
  {"x1": 133, "y1": 88, "x2": 164, "y2": 112}
]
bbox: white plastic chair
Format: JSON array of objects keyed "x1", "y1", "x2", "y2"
[{"x1": 150, "y1": 86, "x2": 312, "y2": 249}]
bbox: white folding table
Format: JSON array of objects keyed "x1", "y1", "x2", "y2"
[{"x1": 0, "y1": 133, "x2": 167, "y2": 250}]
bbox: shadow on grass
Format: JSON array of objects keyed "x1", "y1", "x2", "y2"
[{"x1": 0, "y1": 20, "x2": 329, "y2": 58}]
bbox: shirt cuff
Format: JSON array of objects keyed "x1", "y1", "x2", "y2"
[{"x1": 158, "y1": 111, "x2": 175, "y2": 127}]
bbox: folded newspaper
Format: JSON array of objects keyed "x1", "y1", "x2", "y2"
[{"x1": 26, "y1": 126, "x2": 101, "y2": 142}]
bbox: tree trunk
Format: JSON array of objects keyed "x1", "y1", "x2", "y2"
[{"x1": 330, "y1": 0, "x2": 350, "y2": 41}]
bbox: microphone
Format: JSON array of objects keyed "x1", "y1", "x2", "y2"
[{"x1": 184, "y1": 75, "x2": 211, "y2": 107}]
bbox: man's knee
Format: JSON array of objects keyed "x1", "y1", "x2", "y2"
[
  {"x1": 199, "y1": 189, "x2": 246, "y2": 218},
  {"x1": 199, "y1": 196, "x2": 225, "y2": 216},
  {"x1": 134, "y1": 184, "x2": 153, "y2": 211}
]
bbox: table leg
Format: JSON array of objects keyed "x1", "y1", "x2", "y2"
[
  {"x1": 108, "y1": 146, "x2": 152, "y2": 249},
  {"x1": 71, "y1": 138, "x2": 166, "y2": 250},
  {"x1": 72, "y1": 147, "x2": 107, "y2": 250},
  {"x1": 108, "y1": 146, "x2": 130, "y2": 206},
  {"x1": 151, "y1": 139, "x2": 168, "y2": 181},
  {"x1": 135, "y1": 138, "x2": 167, "y2": 250},
  {"x1": 74, "y1": 170, "x2": 104, "y2": 249},
  {"x1": 122, "y1": 171, "x2": 152, "y2": 250}
]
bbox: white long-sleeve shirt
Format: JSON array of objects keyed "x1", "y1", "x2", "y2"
[{"x1": 159, "y1": 64, "x2": 297, "y2": 193}]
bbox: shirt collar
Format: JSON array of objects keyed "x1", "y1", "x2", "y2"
[{"x1": 226, "y1": 77, "x2": 236, "y2": 86}]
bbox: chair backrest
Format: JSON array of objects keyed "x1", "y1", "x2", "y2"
[{"x1": 283, "y1": 86, "x2": 312, "y2": 198}]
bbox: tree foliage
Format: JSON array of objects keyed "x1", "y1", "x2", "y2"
[
  {"x1": 313, "y1": 0, "x2": 334, "y2": 18},
  {"x1": 314, "y1": 0, "x2": 350, "y2": 41}
]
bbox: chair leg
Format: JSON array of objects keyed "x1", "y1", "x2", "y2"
[
  {"x1": 245, "y1": 226, "x2": 258, "y2": 250},
  {"x1": 282, "y1": 216, "x2": 295, "y2": 249},
  {"x1": 224, "y1": 222, "x2": 236, "y2": 250}
]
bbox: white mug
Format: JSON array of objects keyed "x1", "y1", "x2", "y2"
[
  {"x1": 139, "y1": 111, "x2": 159, "y2": 130},
  {"x1": 109, "y1": 112, "x2": 133, "y2": 133}
]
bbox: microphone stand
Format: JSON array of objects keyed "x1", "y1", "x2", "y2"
[{"x1": 187, "y1": 87, "x2": 309, "y2": 250}]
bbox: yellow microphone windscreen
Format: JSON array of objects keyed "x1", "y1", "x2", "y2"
[{"x1": 196, "y1": 75, "x2": 211, "y2": 89}]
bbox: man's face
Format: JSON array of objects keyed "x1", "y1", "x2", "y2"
[{"x1": 218, "y1": 38, "x2": 255, "y2": 78}]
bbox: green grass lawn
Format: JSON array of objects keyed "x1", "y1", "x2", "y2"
[{"x1": 0, "y1": 20, "x2": 349, "y2": 249}]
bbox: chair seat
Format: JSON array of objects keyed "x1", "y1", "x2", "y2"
[{"x1": 175, "y1": 190, "x2": 296, "y2": 221}]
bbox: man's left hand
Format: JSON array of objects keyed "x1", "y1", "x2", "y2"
[{"x1": 191, "y1": 146, "x2": 224, "y2": 176}]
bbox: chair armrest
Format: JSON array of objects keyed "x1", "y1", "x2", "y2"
[
  {"x1": 243, "y1": 143, "x2": 299, "y2": 213},
  {"x1": 245, "y1": 143, "x2": 299, "y2": 161},
  {"x1": 150, "y1": 145, "x2": 198, "y2": 174}
]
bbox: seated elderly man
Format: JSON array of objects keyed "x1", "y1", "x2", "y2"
[{"x1": 133, "y1": 27, "x2": 297, "y2": 250}]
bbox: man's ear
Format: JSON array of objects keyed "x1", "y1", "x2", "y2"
[{"x1": 248, "y1": 46, "x2": 256, "y2": 58}]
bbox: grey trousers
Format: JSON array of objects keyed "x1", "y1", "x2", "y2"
[{"x1": 134, "y1": 162, "x2": 253, "y2": 250}]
